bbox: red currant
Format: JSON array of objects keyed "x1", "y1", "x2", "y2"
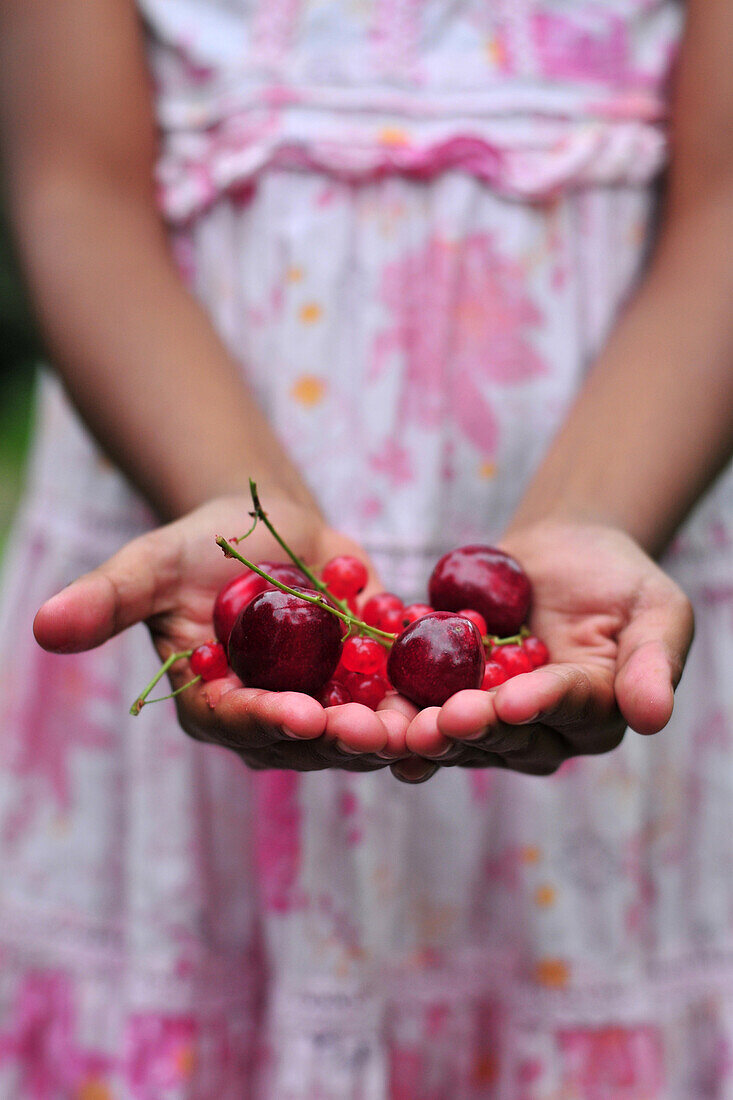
[
  {"x1": 362, "y1": 592, "x2": 405, "y2": 633},
  {"x1": 381, "y1": 607, "x2": 408, "y2": 633},
  {"x1": 457, "y1": 608, "x2": 488, "y2": 637},
  {"x1": 190, "y1": 641, "x2": 229, "y2": 681},
  {"x1": 481, "y1": 661, "x2": 509, "y2": 690},
  {"x1": 492, "y1": 644, "x2": 533, "y2": 677},
  {"x1": 340, "y1": 636, "x2": 385, "y2": 675},
  {"x1": 317, "y1": 680, "x2": 352, "y2": 707},
  {"x1": 401, "y1": 603, "x2": 434, "y2": 627},
  {"x1": 523, "y1": 635, "x2": 549, "y2": 667},
  {"x1": 343, "y1": 672, "x2": 390, "y2": 710},
  {"x1": 321, "y1": 555, "x2": 369, "y2": 599}
]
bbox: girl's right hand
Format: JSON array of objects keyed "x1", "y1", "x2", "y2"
[{"x1": 33, "y1": 494, "x2": 411, "y2": 773}]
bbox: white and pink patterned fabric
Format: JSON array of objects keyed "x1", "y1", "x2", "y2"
[{"x1": 2, "y1": 2, "x2": 733, "y2": 1097}]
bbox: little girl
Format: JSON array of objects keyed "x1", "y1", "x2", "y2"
[{"x1": 1, "y1": 1, "x2": 732, "y2": 1096}]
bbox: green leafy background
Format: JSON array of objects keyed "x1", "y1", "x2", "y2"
[{"x1": 0, "y1": 215, "x2": 37, "y2": 561}]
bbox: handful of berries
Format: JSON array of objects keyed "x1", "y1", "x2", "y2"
[{"x1": 131, "y1": 484, "x2": 548, "y2": 716}]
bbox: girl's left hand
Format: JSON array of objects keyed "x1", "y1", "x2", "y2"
[{"x1": 402, "y1": 521, "x2": 695, "y2": 776}]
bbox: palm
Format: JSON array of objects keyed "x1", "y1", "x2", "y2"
[
  {"x1": 405, "y1": 522, "x2": 694, "y2": 773},
  {"x1": 34, "y1": 494, "x2": 409, "y2": 770},
  {"x1": 502, "y1": 523, "x2": 690, "y2": 725}
]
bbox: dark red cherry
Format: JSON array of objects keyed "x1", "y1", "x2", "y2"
[
  {"x1": 214, "y1": 572, "x2": 271, "y2": 648},
  {"x1": 386, "y1": 611, "x2": 485, "y2": 709},
  {"x1": 213, "y1": 561, "x2": 310, "y2": 648},
  {"x1": 228, "y1": 588, "x2": 342, "y2": 694},
  {"x1": 428, "y1": 545, "x2": 531, "y2": 636}
]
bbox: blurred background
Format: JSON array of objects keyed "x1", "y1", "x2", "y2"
[{"x1": 0, "y1": 213, "x2": 37, "y2": 561}]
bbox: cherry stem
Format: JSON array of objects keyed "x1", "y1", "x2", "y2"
[
  {"x1": 229, "y1": 513, "x2": 258, "y2": 544},
  {"x1": 246, "y1": 479, "x2": 353, "y2": 617},
  {"x1": 215, "y1": 535, "x2": 396, "y2": 645},
  {"x1": 130, "y1": 649, "x2": 194, "y2": 715},
  {"x1": 486, "y1": 630, "x2": 526, "y2": 647},
  {"x1": 136, "y1": 675, "x2": 203, "y2": 708}
]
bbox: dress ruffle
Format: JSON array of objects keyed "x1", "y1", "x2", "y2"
[{"x1": 156, "y1": 103, "x2": 668, "y2": 222}]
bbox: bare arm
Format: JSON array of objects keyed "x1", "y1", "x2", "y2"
[
  {"x1": 0, "y1": 0, "x2": 316, "y2": 521},
  {"x1": 508, "y1": 0, "x2": 733, "y2": 555},
  {"x1": 2, "y1": 2, "x2": 417, "y2": 773},
  {"x1": 409, "y1": 4, "x2": 733, "y2": 769}
]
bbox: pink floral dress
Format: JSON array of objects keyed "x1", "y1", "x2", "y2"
[{"x1": 2, "y1": 2, "x2": 733, "y2": 1097}]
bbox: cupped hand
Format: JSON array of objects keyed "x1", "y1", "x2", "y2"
[
  {"x1": 33, "y1": 493, "x2": 411, "y2": 772},
  {"x1": 405, "y1": 521, "x2": 694, "y2": 774}
]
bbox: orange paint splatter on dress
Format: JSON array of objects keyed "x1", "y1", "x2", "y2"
[
  {"x1": 299, "y1": 302, "x2": 323, "y2": 324},
  {"x1": 291, "y1": 375, "x2": 326, "y2": 406},
  {"x1": 535, "y1": 958, "x2": 570, "y2": 988}
]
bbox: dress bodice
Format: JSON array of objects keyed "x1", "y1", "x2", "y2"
[{"x1": 137, "y1": 0, "x2": 684, "y2": 220}]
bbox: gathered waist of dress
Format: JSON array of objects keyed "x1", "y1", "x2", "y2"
[{"x1": 155, "y1": 80, "x2": 670, "y2": 223}]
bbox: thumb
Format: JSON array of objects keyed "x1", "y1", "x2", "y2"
[
  {"x1": 614, "y1": 586, "x2": 694, "y2": 735},
  {"x1": 33, "y1": 528, "x2": 174, "y2": 653}
]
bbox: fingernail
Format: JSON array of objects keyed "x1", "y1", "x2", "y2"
[
  {"x1": 517, "y1": 711, "x2": 540, "y2": 725},
  {"x1": 391, "y1": 759, "x2": 438, "y2": 784},
  {"x1": 282, "y1": 726, "x2": 314, "y2": 740},
  {"x1": 335, "y1": 740, "x2": 362, "y2": 756},
  {"x1": 426, "y1": 741, "x2": 456, "y2": 760},
  {"x1": 464, "y1": 728, "x2": 490, "y2": 743}
]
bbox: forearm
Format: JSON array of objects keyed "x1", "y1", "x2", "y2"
[
  {"x1": 510, "y1": 1, "x2": 733, "y2": 557},
  {"x1": 0, "y1": 0, "x2": 317, "y2": 522},
  {"x1": 8, "y1": 173, "x2": 317, "y2": 520},
  {"x1": 510, "y1": 183, "x2": 733, "y2": 555}
]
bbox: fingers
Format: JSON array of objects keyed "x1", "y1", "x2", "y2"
[
  {"x1": 493, "y1": 665, "x2": 617, "y2": 745},
  {"x1": 377, "y1": 693, "x2": 419, "y2": 722},
  {"x1": 34, "y1": 528, "x2": 177, "y2": 653},
  {"x1": 180, "y1": 679, "x2": 400, "y2": 772},
  {"x1": 404, "y1": 707, "x2": 456, "y2": 759},
  {"x1": 374, "y1": 706, "x2": 412, "y2": 758},
  {"x1": 324, "y1": 703, "x2": 389, "y2": 754},
  {"x1": 434, "y1": 664, "x2": 625, "y2": 771},
  {"x1": 178, "y1": 685, "x2": 327, "y2": 750},
  {"x1": 436, "y1": 690, "x2": 569, "y2": 769},
  {"x1": 390, "y1": 757, "x2": 439, "y2": 784},
  {"x1": 614, "y1": 590, "x2": 695, "y2": 735}
]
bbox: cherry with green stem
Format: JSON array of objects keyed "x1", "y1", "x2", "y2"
[
  {"x1": 130, "y1": 481, "x2": 541, "y2": 717},
  {"x1": 243, "y1": 480, "x2": 353, "y2": 616},
  {"x1": 216, "y1": 482, "x2": 398, "y2": 648}
]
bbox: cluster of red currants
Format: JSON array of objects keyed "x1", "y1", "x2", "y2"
[{"x1": 171, "y1": 544, "x2": 549, "y2": 717}]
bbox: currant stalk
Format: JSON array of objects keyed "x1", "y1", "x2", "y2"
[{"x1": 130, "y1": 650, "x2": 199, "y2": 715}]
